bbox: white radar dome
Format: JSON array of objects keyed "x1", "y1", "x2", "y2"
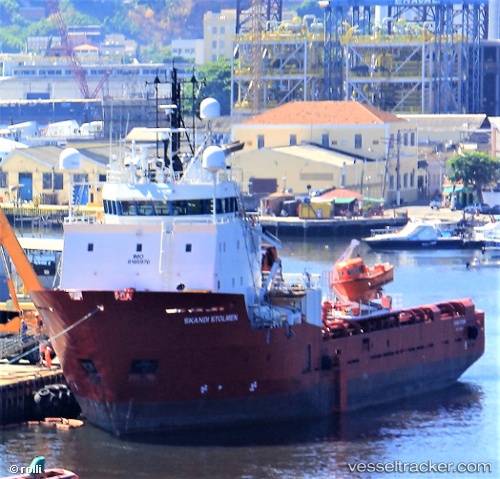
[
  {"x1": 59, "y1": 148, "x2": 82, "y2": 170},
  {"x1": 199, "y1": 98, "x2": 220, "y2": 119},
  {"x1": 202, "y1": 146, "x2": 226, "y2": 172}
]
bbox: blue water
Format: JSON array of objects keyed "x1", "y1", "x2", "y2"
[{"x1": 0, "y1": 238, "x2": 498, "y2": 479}]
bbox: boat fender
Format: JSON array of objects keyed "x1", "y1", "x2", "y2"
[{"x1": 467, "y1": 325, "x2": 479, "y2": 340}]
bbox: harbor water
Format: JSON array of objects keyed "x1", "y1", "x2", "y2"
[{"x1": 0, "y1": 237, "x2": 498, "y2": 479}]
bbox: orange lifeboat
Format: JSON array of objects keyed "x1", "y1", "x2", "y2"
[{"x1": 331, "y1": 256, "x2": 394, "y2": 303}]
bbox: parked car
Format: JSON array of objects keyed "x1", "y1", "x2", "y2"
[
  {"x1": 464, "y1": 203, "x2": 491, "y2": 214},
  {"x1": 429, "y1": 199, "x2": 441, "y2": 209},
  {"x1": 490, "y1": 204, "x2": 500, "y2": 215}
]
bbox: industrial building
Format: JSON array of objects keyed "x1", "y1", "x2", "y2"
[{"x1": 232, "y1": 0, "x2": 499, "y2": 116}]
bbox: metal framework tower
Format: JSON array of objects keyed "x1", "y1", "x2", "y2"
[
  {"x1": 232, "y1": 0, "x2": 488, "y2": 115},
  {"x1": 330, "y1": 0, "x2": 487, "y2": 113},
  {"x1": 236, "y1": 0, "x2": 283, "y2": 34}
]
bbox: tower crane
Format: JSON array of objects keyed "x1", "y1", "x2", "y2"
[{"x1": 46, "y1": 0, "x2": 109, "y2": 99}]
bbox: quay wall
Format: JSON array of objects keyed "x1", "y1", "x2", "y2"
[{"x1": 0, "y1": 365, "x2": 66, "y2": 426}]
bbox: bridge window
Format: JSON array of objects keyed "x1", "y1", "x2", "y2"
[
  {"x1": 172, "y1": 200, "x2": 188, "y2": 215},
  {"x1": 153, "y1": 200, "x2": 170, "y2": 215},
  {"x1": 120, "y1": 201, "x2": 136, "y2": 215},
  {"x1": 137, "y1": 201, "x2": 154, "y2": 215}
]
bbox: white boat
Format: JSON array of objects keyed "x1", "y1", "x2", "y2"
[
  {"x1": 363, "y1": 219, "x2": 472, "y2": 249},
  {"x1": 471, "y1": 221, "x2": 500, "y2": 246}
]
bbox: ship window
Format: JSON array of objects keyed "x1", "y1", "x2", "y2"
[
  {"x1": 215, "y1": 198, "x2": 224, "y2": 213},
  {"x1": 87, "y1": 243, "x2": 94, "y2": 252},
  {"x1": 137, "y1": 201, "x2": 154, "y2": 216},
  {"x1": 80, "y1": 359, "x2": 98, "y2": 373},
  {"x1": 130, "y1": 360, "x2": 158, "y2": 374},
  {"x1": 186, "y1": 244, "x2": 192, "y2": 252},
  {"x1": 172, "y1": 200, "x2": 188, "y2": 215},
  {"x1": 153, "y1": 200, "x2": 170, "y2": 215},
  {"x1": 136, "y1": 244, "x2": 142, "y2": 252},
  {"x1": 187, "y1": 200, "x2": 204, "y2": 215},
  {"x1": 362, "y1": 338, "x2": 370, "y2": 351},
  {"x1": 120, "y1": 201, "x2": 136, "y2": 216}
]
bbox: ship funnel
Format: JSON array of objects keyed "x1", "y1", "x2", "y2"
[
  {"x1": 59, "y1": 148, "x2": 82, "y2": 170},
  {"x1": 199, "y1": 98, "x2": 220, "y2": 119},
  {"x1": 202, "y1": 145, "x2": 226, "y2": 172}
]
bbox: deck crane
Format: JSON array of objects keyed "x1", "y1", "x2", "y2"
[{"x1": 46, "y1": 0, "x2": 109, "y2": 99}]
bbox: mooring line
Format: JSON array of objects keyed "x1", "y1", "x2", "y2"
[{"x1": 7, "y1": 305, "x2": 103, "y2": 364}]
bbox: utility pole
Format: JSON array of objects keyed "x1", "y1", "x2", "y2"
[{"x1": 396, "y1": 130, "x2": 401, "y2": 206}]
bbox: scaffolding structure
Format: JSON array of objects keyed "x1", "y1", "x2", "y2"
[{"x1": 232, "y1": 0, "x2": 488, "y2": 115}]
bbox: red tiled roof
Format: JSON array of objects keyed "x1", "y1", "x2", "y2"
[
  {"x1": 319, "y1": 188, "x2": 362, "y2": 199},
  {"x1": 244, "y1": 101, "x2": 404, "y2": 126}
]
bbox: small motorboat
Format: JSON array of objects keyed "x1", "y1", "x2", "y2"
[
  {"x1": 363, "y1": 219, "x2": 476, "y2": 249},
  {"x1": 0, "y1": 456, "x2": 78, "y2": 479},
  {"x1": 466, "y1": 255, "x2": 500, "y2": 269},
  {"x1": 331, "y1": 239, "x2": 394, "y2": 303}
]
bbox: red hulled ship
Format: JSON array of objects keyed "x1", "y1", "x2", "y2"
[{"x1": 3, "y1": 69, "x2": 485, "y2": 437}]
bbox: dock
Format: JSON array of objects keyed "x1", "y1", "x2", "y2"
[
  {"x1": 0, "y1": 363, "x2": 66, "y2": 426},
  {"x1": 0, "y1": 203, "x2": 102, "y2": 228},
  {"x1": 259, "y1": 214, "x2": 408, "y2": 237}
]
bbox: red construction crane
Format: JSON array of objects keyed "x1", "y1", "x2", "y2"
[{"x1": 46, "y1": 0, "x2": 108, "y2": 99}]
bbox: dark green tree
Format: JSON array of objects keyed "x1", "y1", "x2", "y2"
[
  {"x1": 196, "y1": 59, "x2": 232, "y2": 116},
  {"x1": 447, "y1": 151, "x2": 500, "y2": 202}
]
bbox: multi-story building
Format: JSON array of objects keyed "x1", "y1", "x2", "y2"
[
  {"x1": 232, "y1": 101, "x2": 419, "y2": 204},
  {"x1": 203, "y1": 9, "x2": 237, "y2": 62},
  {"x1": 171, "y1": 39, "x2": 204, "y2": 65}
]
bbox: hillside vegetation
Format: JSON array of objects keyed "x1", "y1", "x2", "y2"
[{"x1": 0, "y1": 0, "x2": 236, "y2": 61}]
